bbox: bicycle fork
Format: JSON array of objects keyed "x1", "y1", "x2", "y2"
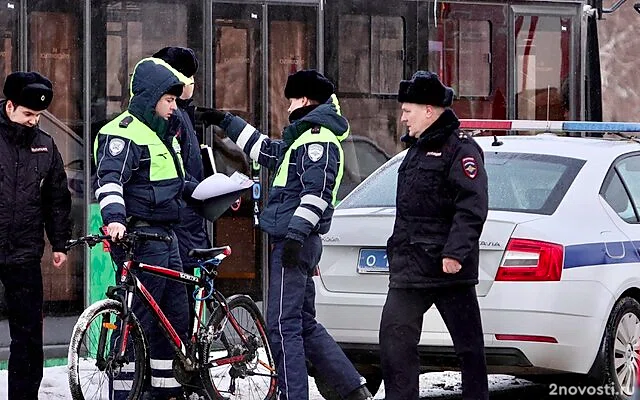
[{"x1": 94, "y1": 283, "x2": 137, "y2": 370}]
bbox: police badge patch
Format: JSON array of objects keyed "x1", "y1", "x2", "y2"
[
  {"x1": 462, "y1": 156, "x2": 478, "y2": 179},
  {"x1": 308, "y1": 143, "x2": 324, "y2": 162},
  {"x1": 109, "y1": 138, "x2": 125, "y2": 156}
]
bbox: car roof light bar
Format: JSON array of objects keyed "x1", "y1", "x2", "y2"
[{"x1": 459, "y1": 119, "x2": 640, "y2": 134}]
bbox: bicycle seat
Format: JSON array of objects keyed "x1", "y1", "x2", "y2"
[{"x1": 189, "y1": 246, "x2": 230, "y2": 259}]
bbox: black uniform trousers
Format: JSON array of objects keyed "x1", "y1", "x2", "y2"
[
  {"x1": 110, "y1": 225, "x2": 190, "y2": 400},
  {"x1": 379, "y1": 285, "x2": 489, "y2": 400},
  {"x1": 0, "y1": 262, "x2": 44, "y2": 400}
]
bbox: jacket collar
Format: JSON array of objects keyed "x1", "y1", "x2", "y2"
[
  {"x1": 0, "y1": 100, "x2": 38, "y2": 147},
  {"x1": 401, "y1": 108, "x2": 460, "y2": 149}
]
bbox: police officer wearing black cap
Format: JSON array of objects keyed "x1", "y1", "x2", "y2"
[
  {"x1": 380, "y1": 71, "x2": 489, "y2": 400},
  {"x1": 152, "y1": 46, "x2": 211, "y2": 332},
  {"x1": 198, "y1": 70, "x2": 373, "y2": 400},
  {"x1": 0, "y1": 71, "x2": 72, "y2": 400}
]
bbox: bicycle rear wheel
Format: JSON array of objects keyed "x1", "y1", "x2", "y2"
[
  {"x1": 68, "y1": 299, "x2": 148, "y2": 400},
  {"x1": 200, "y1": 295, "x2": 277, "y2": 400}
]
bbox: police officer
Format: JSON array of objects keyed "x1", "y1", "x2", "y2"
[
  {"x1": 200, "y1": 70, "x2": 373, "y2": 400},
  {"x1": 0, "y1": 72, "x2": 72, "y2": 400},
  {"x1": 93, "y1": 58, "x2": 190, "y2": 400},
  {"x1": 152, "y1": 46, "x2": 210, "y2": 331},
  {"x1": 380, "y1": 71, "x2": 489, "y2": 400}
]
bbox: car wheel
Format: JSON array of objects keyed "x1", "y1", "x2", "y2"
[{"x1": 598, "y1": 296, "x2": 640, "y2": 399}]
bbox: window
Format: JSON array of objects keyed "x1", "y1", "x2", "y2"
[
  {"x1": 268, "y1": 5, "x2": 317, "y2": 136},
  {"x1": 428, "y1": 19, "x2": 491, "y2": 98},
  {"x1": 338, "y1": 156, "x2": 401, "y2": 209},
  {"x1": 338, "y1": 15, "x2": 404, "y2": 95},
  {"x1": 486, "y1": 153, "x2": 583, "y2": 214},
  {"x1": 338, "y1": 136, "x2": 391, "y2": 201},
  {"x1": 339, "y1": 152, "x2": 585, "y2": 215},
  {"x1": 515, "y1": 15, "x2": 572, "y2": 120},
  {"x1": 102, "y1": 2, "x2": 193, "y2": 118},
  {"x1": 417, "y1": 1, "x2": 504, "y2": 120},
  {"x1": 602, "y1": 171, "x2": 637, "y2": 223},
  {"x1": 610, "y1": 156, "x2": 640, "y2": 223}
]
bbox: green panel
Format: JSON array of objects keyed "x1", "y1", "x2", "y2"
[
  {"x1": 44, "y1": 358, "x2": 67, "y2": 368},
  {"x1": 0, "y1": 358, "x2": 66, "y2": 370},
  {"x1": 89, "y1": 203, "x2": 116, "y2": 305},
  {"x1": 88, "y1": 205, "x2": 120, "y2": 357}
]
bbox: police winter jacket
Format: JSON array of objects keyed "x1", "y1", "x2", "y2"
[
  {"x1": 171, "y1": 103, "x2": 210, "y2": 267},
  {"x1": 93, "y1": 58, "x2": 186, "y2": 226},
  {"x1": 0, "y1": 101, "x2": 72, "y2": 264},
  {"x1": 386, "y1": 109, "x2": 488, "y2": 288},
  {"x1": 218, "y1": 95, "x2": 349, "y2": 242}
]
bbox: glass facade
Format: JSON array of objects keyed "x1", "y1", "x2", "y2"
[{"x1": 0, "y1": 0, "x2": 586, "y2": 319}]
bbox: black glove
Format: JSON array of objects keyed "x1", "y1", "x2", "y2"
[
  {"x1": 282, "y1": 239, "x2": 303, "y2": 268},
  {"x1": 195, "y1": 106, "x2": 227, "y2": 127}
]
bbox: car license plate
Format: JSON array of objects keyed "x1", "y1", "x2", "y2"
[{"x1": 357, "y1": 249, "x2": 389, "y2": 273}]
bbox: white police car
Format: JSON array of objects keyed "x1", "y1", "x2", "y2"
[{"x1": 313, "y1": 121, "x2": 640, "y2": 399}]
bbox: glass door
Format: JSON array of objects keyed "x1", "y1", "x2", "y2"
[
  {"x1": 512, "y1": 4, "x2": 580, "y2": 121},
  {"x1": 212, "y1": 2, "x2": 264, "y2": 300},
  {"x1": 0, "y1": 0, "x2": 19, "y2": 317},
  {"x1": 0, "y1": 0, "x2": 19, "y2": 85},
  {"x1": 267, "y1": 5, "x2": 317, "y2": 137},
  {"x1": 211, "y1": 2, "x2": 318, "y2": 303}
]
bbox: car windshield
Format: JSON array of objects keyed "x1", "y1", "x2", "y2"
[{"x1": 338, "y1": 151, "x2": 585, "y2": 215}]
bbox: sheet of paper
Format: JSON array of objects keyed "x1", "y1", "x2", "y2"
[{"x1": 191, "y1": 171, "x2": 253, "y2": 200}]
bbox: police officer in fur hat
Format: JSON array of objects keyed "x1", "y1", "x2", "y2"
[
  {"x1": 197, "y1": 69, "x2": 374, "y2": 400},
  {"x1": 0, "y1": 71, "x2": 72, "y2": 400},
  {"x1": 380, "y1": 71, "x2": 489, "y2": 400}
]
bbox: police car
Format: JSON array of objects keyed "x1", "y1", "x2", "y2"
[{"x1": 313, "y1": 120, "x2": 640, "y2": 399}]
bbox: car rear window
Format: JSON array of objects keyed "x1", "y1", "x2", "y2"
[{"x1": 338, "y1": 152, "x2": 585, "y2": 215}]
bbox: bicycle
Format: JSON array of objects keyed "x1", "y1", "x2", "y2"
[{"x1": 66, "y1": 231, "x2": 277, "y2": 400}]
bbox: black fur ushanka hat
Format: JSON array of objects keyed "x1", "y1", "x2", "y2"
[{"x1": 398, "y1": 71, "x2": 454, "y2": 107}]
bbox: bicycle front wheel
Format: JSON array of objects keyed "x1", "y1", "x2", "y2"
[
  {"x1": 68, "y1": 299, "x2": 148, "y2": 400},
  {"x1": 200, "y1": 295, "x2": 277, "y2": 400}
]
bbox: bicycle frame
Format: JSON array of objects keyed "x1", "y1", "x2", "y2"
[{"x1": 113, "y1": 254, "x2": 253, "y2": 371}]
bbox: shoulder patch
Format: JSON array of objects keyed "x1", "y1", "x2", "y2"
[
  {"x1": 311, "y1": 126, "x2": 321, "y2": 134},
  {"x1": 461, "y1": 156, "x2": 478, "y2": 179},
  {"x1": 109, "y1": 138, "x2": 126, "y2": 156},
  {"x1": 307, "y1": 143, "x2": 324, "y2": 162},
  {"x1": 119, "y1": 116, "x2": 134, "y2": 128}
]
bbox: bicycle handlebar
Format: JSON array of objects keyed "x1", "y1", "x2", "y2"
[{"x1": 65, "y1": 231, "x2": 172, "y2": 250}]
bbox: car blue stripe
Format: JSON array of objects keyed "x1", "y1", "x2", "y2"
[{"x1": 564, "y1": 241, "x2": 640, "y2": 269}]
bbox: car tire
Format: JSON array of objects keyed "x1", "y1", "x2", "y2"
[
  {"x1": 313, "y1": 366, "x2": 382, "y2": 399},
  {"x1": 595, "y1": 296, "x2": 640, "y2": 399}
]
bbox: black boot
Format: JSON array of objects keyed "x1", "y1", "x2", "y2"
[{"x1": 344, "y1": 384, "x2": 374, "y2": 400}]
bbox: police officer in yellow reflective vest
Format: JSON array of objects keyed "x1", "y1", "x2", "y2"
[
  {"x1": 199, "y1": 70, "x2": 374, "y2": 400},
  {"x1": 93, "y1": 58, "x2": 190, "y2": 400}
]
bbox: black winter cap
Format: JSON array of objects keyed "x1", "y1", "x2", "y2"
[
  {"x1": 398, "y1": 71, "x2": 454, "y2": 107},
  {"x1": 153, "y1": 46, "x2": 199, "y2": 78},
  {"x1": 164, "y1": 83, "x2": 184, "y2": 98},
  {"x1": 284, "y1": 69, "x2": 334, "y2": 103},
  {"x1": 3, "y1": 71, "x2": 53, "y2": 111}
]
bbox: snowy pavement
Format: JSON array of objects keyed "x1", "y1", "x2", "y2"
[{"x1": 0, "y1": 365, "x2": 540, "y2": 399}]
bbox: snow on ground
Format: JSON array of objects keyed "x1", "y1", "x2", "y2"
[{"x1": 0, "y1": 365, "x2": 534, "y2": 399}]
